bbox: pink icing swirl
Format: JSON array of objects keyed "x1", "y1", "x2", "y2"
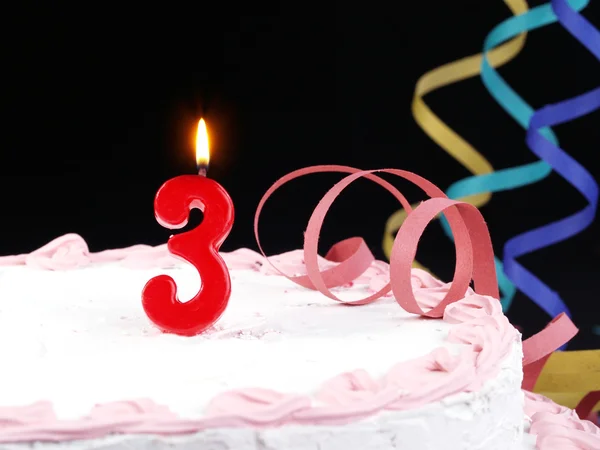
[
  {"x1": 0, "y1": 234, "x2": 179, "y2": 270},
  {"x1": 0, "y1": 235, "x2": 458, "y2": 311},
  {"x1": 1, "y1": 234, "x2": 388, "y2": 297},
  {"x1": 0, "y1": 234, "x2": 356, "y2": 274},
  {"x1": 0, "y1": 235, "x2": 488, "y2": 316},
  {"x1": 411, "y1": 268, "x2": 475, "y2": 311},
  {"x1": 0, "y1": 402, "x2": 56, "y2": 426},
  {"x1": 88, "y1": 399, "x2": 177, "y2": 420},
  {"x1": 205, "y1": 389, "x2": 312, "y2": 427},
  {"x1": 524, "y1": 391, "x2": 600, "y2": 449}
]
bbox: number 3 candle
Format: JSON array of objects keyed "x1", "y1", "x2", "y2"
[{"x1": 142, "y1": 119, "x2": 235, "y2": 336}]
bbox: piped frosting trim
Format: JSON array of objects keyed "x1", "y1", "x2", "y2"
[{"x1": 525, "y1": 391, "x2": 600, "y2": 449}]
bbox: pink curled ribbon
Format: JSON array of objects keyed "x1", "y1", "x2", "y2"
[
  {"x1": 521, "y1": 313, "x2": 578, "y2": 391},
  {"x1": 255, "y1": 165, "x2": 579, "y2": 388},
  {"x1": 576, "y1": 391, "x2": 600, "y2": 421},
  {"x1": 255, "y1": 165, "x2": 409, "y2": 305},
  {"x1": 254, "y1": 165, "x2": 499, "y2": 310}
]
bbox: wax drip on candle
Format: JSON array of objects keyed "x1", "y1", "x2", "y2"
[{"x1": 196, "y1": 118, "x2": 209, "y2": 177}]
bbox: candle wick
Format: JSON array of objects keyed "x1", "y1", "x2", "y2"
[{"x1": 198, "y1": 164, "x2": 208, "y2": 177}]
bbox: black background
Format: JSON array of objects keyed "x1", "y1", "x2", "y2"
[{"x1": 3, "y1": 1, "x2": 600, "y2": 347}]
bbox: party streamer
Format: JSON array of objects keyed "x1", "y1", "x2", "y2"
[
  {"x1": 537, "y1": 349, "x2": 600, "y2": 413},
  {"x1": 514, "y1": 0, "x2": 600, "y2": 413},
  {"x1": 385, "y1": 0, "x2": 589, "y2": 311},
  {"x1": 505, "y1": 0, "x2": 599, "y2": 321},
  {"x1": 552, "y1": 0, "x2": 600, "y2": 342},
  {"x1": 383, "y1": 0, "x2": 528, "y2": 310},
  {"x1": 381, "y1": 0, "x2": 599, "y2": 412},
  {"x1": 437, "y1": 0, "x2": 591, "y2": 322},
  {"x1": 526, "y1": 87, "x2": 600, "y2": 409}
]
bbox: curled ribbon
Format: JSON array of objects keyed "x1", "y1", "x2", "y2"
[
  {"x1": 256, "y1": 166, "x2": 500, "y2": 310},
  {"x1": 383, "y1": 0, "x2": 529, "y2": 305},
  {"x1": 256, "y1": 165, "x2": 594, "y2": 414}
]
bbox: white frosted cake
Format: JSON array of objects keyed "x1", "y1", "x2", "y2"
[{"x1": 0, "y1": 235, "x2": 598, "y2": 450}]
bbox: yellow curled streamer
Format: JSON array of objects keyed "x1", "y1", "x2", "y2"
[
  {"x1": 382, "y1": 0, "x2": 529, "y2": 269},
  {"x1": 535, "y1": 350, "x2": 600, "y2": 412}
]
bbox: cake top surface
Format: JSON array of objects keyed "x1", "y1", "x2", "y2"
[{"x1": 0, "y1": 246, "x2": 497, "y2": 420}]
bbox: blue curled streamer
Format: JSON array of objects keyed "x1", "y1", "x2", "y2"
[
  {"x1": 504, "y1": 0, "x2": 600, "y2": 320},
  {"x1": 439, "y1": 0, "x2": 589, "y2": 318},
  {"x1": 506, "y1": 0, "x2": 600, "y2": 334},
  {"x1": 554, "y1": 0, "x2": 600, "y2": 343},
  {"x1": 509, "y1": 85, "x2": 600, "y2": 319}
]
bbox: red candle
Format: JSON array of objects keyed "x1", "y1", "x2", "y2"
[{"x1": 142, "y1": 119, "x2": 234, "y2": 336}]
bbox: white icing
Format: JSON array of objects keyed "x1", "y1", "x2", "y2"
[{"x1": 0, "y1": 262, "x2": 524, "y2": 449}]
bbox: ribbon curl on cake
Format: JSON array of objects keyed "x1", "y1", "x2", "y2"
[
  {"x1": 255, "y1": 167, "x2": 590, "y2": 400},
  {"x1": 255, "y1": 166, "x2": 501, "y2": 308},
  {"x1": 256, "y1": 165, "x2": 598, "y2": 414},
  {"x1": 383, "y1": 0, "x2": 529, "y2": 311}
]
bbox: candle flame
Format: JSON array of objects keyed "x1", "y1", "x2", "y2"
[{"x1": 196, "y1": 118, "x2": 209, "y2": 168}]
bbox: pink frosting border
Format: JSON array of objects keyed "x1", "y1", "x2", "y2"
[
  {"x1": 524, "y1": 392, "x2": 600, "y2": 449},
  {"x1": 0, "y1": 235, "x2": 598, "y2": 448}
]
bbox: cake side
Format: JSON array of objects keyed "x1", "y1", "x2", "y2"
[
  {"x1": 0, "y1": 242, "x2": 524, "y2": 449},
  {"x1": 0, "y1": 348, "x2": 523, "y2": 450}
]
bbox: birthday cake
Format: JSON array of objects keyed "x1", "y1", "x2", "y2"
[
  {"x1": 0, "y1": 167, "x2": 598, "y2": 450},
  {"x1": 0, "y1": 234, "x2": 525, "y2": 449},
  {"x1": 0, "y1": 237, "x2": 595, "y2": 450}
]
